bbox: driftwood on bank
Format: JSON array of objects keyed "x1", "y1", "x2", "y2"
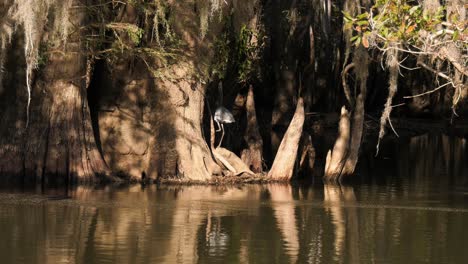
[
  {"x1": 213, "y1": 147, "x2": 255, "y2": 176},
  {"x1": 268, "y1": 98, "x2": 305, "y2": 180},
  {"x1": 241, "y1": 85, "x2": 264, "y2": 173}
]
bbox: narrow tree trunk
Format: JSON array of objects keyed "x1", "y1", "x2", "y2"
[
  {"x1": 298, "y1": 132, "x2": 315, "y2": 175},
  {"x1": 241, "y1": 85, "x2": 263, "y2": 172},
  {"x1": 343, "y1": 92, "x2": 365, "y2": 174},
  {"x1": 324, "y1": 106, "x2": 350, "y2": 181},
  {"x1": 268, "y1": 98, "x2": 305, "y2": 180},
  {"x1": 323, "y1": 97, "x2": 365, "y2": 180},
  {"x1": 325, "y1": 46, "x2": 368, "y2": 181},
  {"x1": 268, "y1": 1, "x2": 301, "y2": 156},
  {"x1": 271, "y1": 70, "x2": 296, "y2": 155}
]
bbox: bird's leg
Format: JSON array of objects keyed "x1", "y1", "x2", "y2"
[
  {"x1": 217, "y1": 124, "x2": 225, "y2": 148},
  {"x1": 215, "y1": 120, "x2": 221, "y2": 132}
]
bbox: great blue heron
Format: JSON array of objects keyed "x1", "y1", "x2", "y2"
[{"x1": 214, "y1": 82, "x2": 235, "y2": 148}]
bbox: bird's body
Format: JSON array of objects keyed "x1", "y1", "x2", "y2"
[
  {"x1": 213, "y1": 106, "x2": 235, "y2": 148},
  {"x1": 214, "y1": 106, "x2": 235, "y2": 124},
  {"x1": 213, "y1": 82, "x2": 235, "y2": 148}
]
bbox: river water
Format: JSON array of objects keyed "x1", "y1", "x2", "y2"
[{"x1": 0, "y1": 134, "x2": 467, "y2": 263}]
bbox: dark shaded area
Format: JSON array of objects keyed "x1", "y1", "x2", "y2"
[
  {"x1": 0, "y1": 0, "x2": 466, "y2": 183},
  {"x1": 87, "y1": 59, "x2": 109, "y2": 157}
]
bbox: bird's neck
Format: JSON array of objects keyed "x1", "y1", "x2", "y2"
[{"x1": 218, "y1": 81, "x2": 223, "y2": 107}]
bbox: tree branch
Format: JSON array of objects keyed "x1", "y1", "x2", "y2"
[
  {"x1": 341, "y1": 63, "x2": 355, "y2": 106},
  {"x1": 416, "y1": 61, "x2": 451, "y2": 81},
  {"x1": 404, "y1": 81, "x2": 453, "y2": 99}
]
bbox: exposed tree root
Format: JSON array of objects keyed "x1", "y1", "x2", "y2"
[{"x1": 213, "y1": 147, "x2": 255, "y2": 176}]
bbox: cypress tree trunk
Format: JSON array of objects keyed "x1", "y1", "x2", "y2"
[
  {"x1": 154, "y1": 74, "x2": 220, "y2": 180},
  {"x1": 324, "y1": 106, "x2": 351, "y2": 181},
  {"x1": 241, "y1": 85, "x2": 264, "y2": 173},
  {"x1": 93, "y1": 4, "x2": 156, "y2": 181},
  {"x1": 0, "y1": 34, "x2": 26, "y2": 179},
  {"x1": 269, "y1": 1, "x2": 297, "y2": 156},
  {"x1": 22, "y1": 1, "x2": 109, "y2": 183},
  {"x1": 150, "y1": 1, "x2": 225, "y2": 181},
  {"x1": 268, "y1": 98, "x2": 305, "y2": 180}
]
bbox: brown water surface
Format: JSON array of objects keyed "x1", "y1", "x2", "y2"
[{"x1": 0, "y1": 134, "x2": 467, "y2": 263}]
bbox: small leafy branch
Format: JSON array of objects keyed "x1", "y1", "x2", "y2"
[{"x1": 343, "y1": 0, "x2": 466, "y2": 82}]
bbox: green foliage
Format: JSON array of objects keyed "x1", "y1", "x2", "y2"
[
  {"x1": 37, "y1": 42, "x2": 50, "y2": 69},
  {"x1": 106, "y1": 23, "x2": 144, "y2": 48},
  {"x1": 212, "y1": 22, "x2": 263, "y2": 84},
  {"x1": 82, "y1": 0, "x2": 182, "y2": 78},
  {"x1": 343, "y1": 11, "x2": 370, "y2": 47},
  {"x1": 343, "y1": 0, "x2": 465, "y2": 49},
  {"x1": 212, "y1": 30, "x2": 230, "y2": 79},
  {"x1": 343, "y1": 0, "x2": 468, "y2": 143},
  {"x1": 236, "y1": 25, "x2": 261, "y2": 83}
]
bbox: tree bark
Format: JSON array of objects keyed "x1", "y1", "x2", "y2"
[
  {"x1": 343, "y1": 92, "x2": 365, "y2": 174},
  {"x1": 22, "y1": 1, "x2": 109, "y2": 183},
  {"x1": 214, "y1": 147, "x2": 254, "y2": 176},
  {"x1": 324, "y1": 106, "x2": 350, "y2": 181},
  {"x1": 150, "y1": 1, "x2": 228, "y2": 181},
  {"x1": 323, "y1": 96, "x2": 365, "y2": 181},
  {"x1": 95, "y1": 63, "x2": 155, "y2": 180},
  {"x1": 94, "y1": 4, "x2": 155, "y2": 181},
  {"x1": 325, "y1": 46, "x2": 368, "y2": 181},
  {"x1": 0, "y1": 33, "x2": 26, "y2": 179},
  {"x1": 96, "y1": 2, "x2": 225, "y2": 181},
  {"x1": 241, "y1": 85, "x2": 263, "y2": 173},
  {"x1": 268, "y1": 97, "x2": 305, "y2": 180},
  {"x1": 154, "y1": 74, "x2": 220, "y2": 180},
  {"x1": 268, "y1": 1, "x2": 300, "y2": 156},
  {"x1": 298, "y1": 132, "x2": 315, "y2": 175}
]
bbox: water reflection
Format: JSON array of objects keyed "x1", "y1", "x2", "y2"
[
  {"x1": 268, "y1": 184, "x2": 299, "y2": 263},
  {"x1": 0, "y1": 134, "x2": 467, "y2": 263},
  {"x1": 1, "y1": 182, "x2": 467, "y2": 264},
  {"x1": 360, "y1": 133, "x2": 468, "y2": 188},
  {"x1": 324, "y1": 184, "x2": 360, "y2": 264}
]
